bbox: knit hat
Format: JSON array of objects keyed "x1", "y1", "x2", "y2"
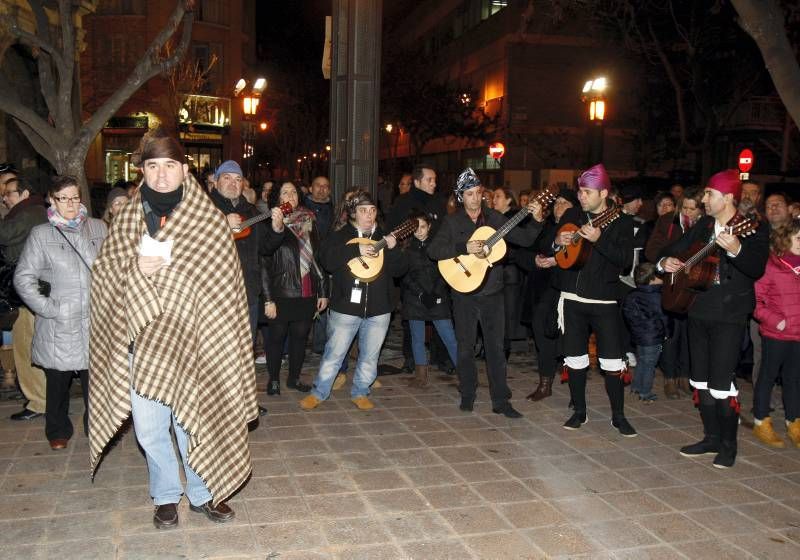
[
  {"x1": 577, "y1": 163, "x2": 611, "y2": 191},
  {"x1": 106, "y1": 187, "x2": 128, "y2": 207},
  {"x1": 215, "y1": 160, "x2": 243, "y2": 180},
  {"x1": 707, "y1": 169, "x2": 742, "y2": 202},
  {"x1": 556, "y1": 187, "x2": 579, "y2": 208},
  {"x1": 454, "y1": 167, "x2": 481, "y2": 202}
]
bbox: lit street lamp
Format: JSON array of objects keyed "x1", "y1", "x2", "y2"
[{"x1": 581, "y1": 75, "x2": 607, "y2": 165}]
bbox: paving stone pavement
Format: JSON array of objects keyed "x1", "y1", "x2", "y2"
[{"x1": 1, "y1": 341, "x2": 800, "y2": 559}]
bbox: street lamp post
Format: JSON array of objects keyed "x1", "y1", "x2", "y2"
[
  {"x1": 581, "y1": 76, "x2": 607, "y2": 166},
  {"x1": 238, "y1": 77, "x2": 267, "y2": 180}
]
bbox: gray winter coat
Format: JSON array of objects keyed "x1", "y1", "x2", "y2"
[{"x1": 14, "y1": 218, "x2": 107, "y2": 370}]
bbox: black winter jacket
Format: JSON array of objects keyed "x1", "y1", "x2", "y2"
[
  {"x1": 209, "y1": 190, "x2": 264, "y2": 304},
  {"x1": 622, "y1": 285, "x2": 670, "y2": 347},
  {"x1": 401, "y1": 236, "x2": 452, "y2": 321},
  {"x1": 320, "y1": 222, "x2": 408, "y2": 317},
  {"x1": 548, "y1": 205, "x2": 634, "y2": 301},
  {"x1": 261, "y1": 218, "x2": 328, "y2": 301},
  {"x1": 303, "y1": 195, "x2": 334, "y2": 240},
  {"x1": 386, "y1": 187, "x2": 448, "y2": 231},
  {"x1": 426, "y1": 206, "x2": 543, "y2": 297},
  {"x1": 658, "y1": 214, "x2": 769, "y2": 323}
]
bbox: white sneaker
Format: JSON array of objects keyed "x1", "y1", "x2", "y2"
[
  {"x1": 254, "y1": 354, "x2": 267, "y2": 365},
  {"x1": 626, "y1": 352, "x2": 637, "y2": 368}
]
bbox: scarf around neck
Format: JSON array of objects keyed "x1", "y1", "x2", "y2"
[
  {"x1": 284, "y1": 208, "x2": 316, "y2": 281},
  {"x1": 48, "y1": 204, "x2": 88, "y2": 229}
]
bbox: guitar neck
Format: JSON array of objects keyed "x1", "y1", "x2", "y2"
[
  {"x1": 239, "y1": 213, "x2": 270, "y2": 229},
  {"x1": 486, "y1": 207, "x2": 530, "y2": 248}
]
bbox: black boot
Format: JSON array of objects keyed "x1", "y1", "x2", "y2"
[
  {"x1": 286, "y1": 377, "x2": 312, "y2": 393},
  {"x1": 605, "y1": 372, "x2": 637, "y2": 437},
  {"x1": 680, "y1": 391, "x2": 720, "y2": 457},
  {"x1": 713, "y1": 398, "x2": 739, "y2": 469},
  {"x1": 563, "y1": 368, "x2": 588, "y2": 430},
  {"x1": 267, "y1": 379, "x2": 281, "y2": 396}
]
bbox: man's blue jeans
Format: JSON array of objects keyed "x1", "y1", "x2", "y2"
[
  {"x1": 409, "y1": 319, "x2": 458, "y2": 366},
  {"x1": 130, "y1": 388, "x2": 212, "y2": 507},
  {"x1": 311, "y1": 310, "x2": 391, "y2": 400}
]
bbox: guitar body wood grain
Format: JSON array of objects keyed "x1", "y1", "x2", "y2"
[
  {"x1": 346, "y1": 238, "x2": 385, "y2": 282},
  {"x1": 437, "y1": 226, "x2": 507, "y2": 293}
]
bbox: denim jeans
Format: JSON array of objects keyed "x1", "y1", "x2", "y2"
[
  {"x1": 312, "y1": 310, "x2": 391, "y2": 400},
  {"x1": 130, "y1": 388, "x2": 212, "y2": 506},
  {"x1": 409, "y1": 319, "x2": 458, "y2": 366},
  {"x1": 632, "y1": 344, "x2": 662, "y2": 397}
]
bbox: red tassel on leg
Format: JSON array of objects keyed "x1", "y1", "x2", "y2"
[
  {"x1": 560, "y1": 364, "x2": 569, "y2": 384},
  {"x1": 729, "y1": 396, "x2": 741, "y2": 414},
  {"x1": 620, "y1": 367, "x2": 632, "y2": 386},
  {"x1": 692, "y1": 389, "x2": 700, "y2": 408}
]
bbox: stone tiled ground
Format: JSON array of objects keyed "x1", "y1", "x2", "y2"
[{"x1": 1, "y1": 346, "x2": 800, "y2": 559}]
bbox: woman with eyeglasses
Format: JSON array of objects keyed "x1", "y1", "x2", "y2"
[{"x1": 13, "y1": 176, "x2": 107, "y2": 450}]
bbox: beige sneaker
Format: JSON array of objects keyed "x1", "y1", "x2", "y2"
[
  {"x1": 332, "y1": 372, "x2": 347, "y2": 391},
  {"x1": 787, "y1": 419, "x2": 800, "y2": 448},
  {"x1": 299, "y1": 395, "x2": 322, "y2": 411},
  {"x1": 372, "y1": 378, "x2": 383, "y2": 389},
  {"x1": 351, "y1": 396, "x2": 374, "y2": 411}
]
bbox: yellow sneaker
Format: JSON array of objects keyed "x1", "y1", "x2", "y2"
[
  {"x1": 787, "y1": 419, "x2": 800, "y2": 448},
  {"x1": 299, "y1": 395, "x2": 322, "y2": 411},
  {"x1": 351, "y1": 396, "x2": 375, "y2": 411},
  {"x1": 332, "y1": 372, "x2": 346, "y2": 391},
  {"x1": 372, "y1": 378, "x2": 383, "y2": 389},
  {"x1": 753, "y1": 417, "x2": 785, "y2": 448}
]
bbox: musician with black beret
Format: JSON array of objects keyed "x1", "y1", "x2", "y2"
[
  {"x1": 658, "y1": 169, "x2": 769, "y2": 469},
  {"x1": 548, "y1": 164, "x2": 637, "y2": 437},
  {"x1": 427, "y1": 168, "x2": 543, "y2": 418}
]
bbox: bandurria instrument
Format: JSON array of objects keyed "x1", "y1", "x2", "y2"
[
  {"x1": 346, "y1": 219, "x2": 419, "y2": 282},
  {"x1": 661, "y1": 214, "x2": 758, "y2": 314},
  {"x1": 438, "y1": 185, "x2": 558, "y2": 293},
  {"x1": 554, "y1": 204, "x2": 622, "y2": 269},
  {"x1": 231, "y1": 201, "x2": 293, "y2": 240}
]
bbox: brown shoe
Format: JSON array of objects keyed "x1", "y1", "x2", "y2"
[
  {"x1": 677, "y1": 377, "x2": 692, "y2": 395},
  {"x1": 49, "y1": 439, "x2": 69, "y2": 450},
  {"x1": 153, "y1": 503, "x2": 179, "y2": 529},
  {"x1": 190, "y1": 501, "x2": 235, "y2": 523},
  {"x1": 664, "y1": 379, "x2": 680, "y2": 400},
  {"x1": 526, "y1": 375, "x2": 553, "y2": 401},
  {"x1": 408, "y1": 365, "x2": 429, "y2": 388}
]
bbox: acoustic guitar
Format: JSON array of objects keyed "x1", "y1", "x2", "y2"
[
  {"x1": 554, "y1": 204, "x2": 622, "y2": 269},
  {"x1": 346, "y1": 219, "x2": 419, "y2": 282},
  {"x1": 231, "y1": 202, "x2": 293, "y2": 240},
  {"x1": 661, "y1": 214, "x2": 758, "y2": 314},
  {"x1": 438, "y1": 185, "x2": 558, "y2": 293}
]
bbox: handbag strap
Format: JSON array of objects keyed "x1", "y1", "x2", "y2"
[{"x1": 54, "y1": 226, "x2": 92, "y2": 271}]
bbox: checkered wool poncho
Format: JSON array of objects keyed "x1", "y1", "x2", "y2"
[{"x1": 88, "y1": 174, "x2": 258, "y2": 504}]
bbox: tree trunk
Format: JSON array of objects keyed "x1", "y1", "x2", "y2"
[
  {"x1": 64, "y1": 156, "x2": 92, "y2": 215},
  {"x1": 732, "y1": 0, "x2": 800, "y2": 129}
]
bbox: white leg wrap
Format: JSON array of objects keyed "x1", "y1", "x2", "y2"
[
  {"x1": 564, "y1": 355, "x2": 590, "y2": 369},
  {"x1": 599, "y1": 358, "x2": 625, "y2": 372}
]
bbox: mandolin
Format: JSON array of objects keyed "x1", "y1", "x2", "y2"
[
  {"x1": 554, "y1": 204, "x2": 622, "y2": 269},
  {"x1": 231, "y1": 202, "x2": 293, "y2": 240},
  {"x1": 346, "y1": 219, "x2": 419, "y2": 282},
  {"x1": 438, "y1": 185, "x2": 558, "y2": 293},
  {"x1": 661, "y1": 214, "x2": 758, "y2": 314}
]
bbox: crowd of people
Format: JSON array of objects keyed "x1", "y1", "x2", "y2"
[{"x1": 0, "y1": 127, "x2": 798, "y2": 530}]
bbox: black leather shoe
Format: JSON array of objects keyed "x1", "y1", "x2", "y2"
[
  {"x1": 190, "y1": 501, "x2": 235, "y2": 523},
  {"x1": 266, "y1": 380, "x2": 280, "y2": 396},
  {"x1": 563, "y1": 412, "x2": 588, "y2": 430},
  {"x1": 10, "y1": 408, "x2": 43, "y2": 421},
  {"x1": 286, "y1": 379, "x2": 312, "y2": 393},
  {"x1": 611, "y1": 416, "x2": 638, "y2": 438},
  {"x1": 153, "y1": 503, "x2": 179, "y2": 529},
  {"x1": 459, "y1": 397, "x2": 474, "y2": 412},
  {"x1": 493, "y1": 403, "x2": 523, "y2": 418}
]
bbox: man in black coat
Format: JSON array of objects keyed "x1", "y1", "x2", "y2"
[
  {"x1": 550, "y1": 164, "x2": 637, "y2": 437},
  {"x1": 428, "y1": 168, "x2": 544, "y2": 418},
  {"x1": 658, "y1": 169, "x2": 768, "y2": 469}
]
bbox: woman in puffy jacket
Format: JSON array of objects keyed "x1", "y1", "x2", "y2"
[
  {"x1": 402, "y1": 212, "x2": 458, "y2": 388},
  {"x1": 262, "y1": 181, "x2": 328, "y2": 395},
  {"x1": 752, "y1": 219, "x2": 800, "y2": 448},
  {"x1": 14, "y1": 175, "x2": 107, "y2": 450}
]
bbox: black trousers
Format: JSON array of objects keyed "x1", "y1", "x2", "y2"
[
  {"x1": 688, "y1": 317, "x2": 745, "y2": 396},
  {"x1": 44, "y1": 368, "x2": 88, "y2": 441},
  {"x1": 531, "y1": 287, "x2": 560, "y2": 379},
  {"x1": 453, "y1": 292, "x2": 510, "y2": 407},
  {"x1": 754, "y1": 337, "x2": 800, "y2": 421},
  {"x1": 562, "y1": 299, "x2": 624, "y2": 360},
  {"x1": 266, "y1": 319, "x2": 313, "y2": 383},
  {"x1": 659, "y1": 315, "x2": 690, "y2": 380}
]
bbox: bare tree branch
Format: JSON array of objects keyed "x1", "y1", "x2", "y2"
[
  {"x1": 78, "y1": 3, "x2": 195, "y2": 152},
  {"x1": 14, "y1": 119, "x2": 58, "y2": 165},
  {"x1": 0, "y1": 81, "x2": 57, "y2": 148}
]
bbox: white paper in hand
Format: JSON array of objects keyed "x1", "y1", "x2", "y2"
[{"x1": 140, "y1": 233, "x2": 174, "y2": 265}]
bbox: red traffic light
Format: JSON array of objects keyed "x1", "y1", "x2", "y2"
[
  {"x1": 738, "y1": 149, "x2": 754, "y2": 173},
  {"x1": 488, "y1": 142, "x2": 505, "y2": 160}
]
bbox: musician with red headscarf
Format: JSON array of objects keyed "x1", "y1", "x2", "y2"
[
  {"x1": 659, "y1": 170, "x2": 769, "y2": 469},
  {"x1": 549, "y1": 163, "x2": 637, "y2": 437}
]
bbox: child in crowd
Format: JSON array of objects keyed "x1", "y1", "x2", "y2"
[{"x1": 622, "y1": 262, "x2": 670, "y2": 402}]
